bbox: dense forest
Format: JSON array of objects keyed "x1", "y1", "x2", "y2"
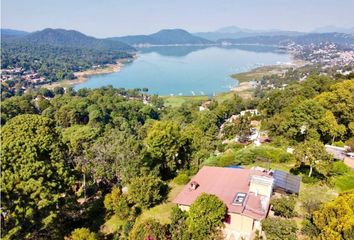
[
  {"x1": 1, "y1": 40, "x2": 132, "y2": 82},
  {"x1": 1, "y1": 28, "x2": 135, "y2": 98},
  {"x1": 1, "y1": 75, "x2": 354, "y2": 239}
]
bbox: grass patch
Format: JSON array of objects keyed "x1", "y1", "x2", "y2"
[
  {"x1": 231, "y1": 65, "x2": 287, "y2": 83},
  {"x1": 333, "y1": 170, "x2": 354, "y2": 192},
  {"x1": 137, "y1": 182, "x2": 185, "y2": 224},
  {"x1": 214, "y1": 91, "x2": 237, "y2": 103},
  {"x1": 162, "y1": 95, "x2": 208, "y2": 108},
  {"x1": 205, "y1": 145, "x2": 294, "y2": 168},
  {"x1": 101, "y1": 215, "x2": 126, "y2": 235}
]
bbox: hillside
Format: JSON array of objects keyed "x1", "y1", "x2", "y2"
[
  {"x1": 1, "y1": 28, "x2": 29, "y2": 39},
  {"x1": 16, "y1": 28, "x2": 135, "y2": 51},
  {"x1": 110, "y1": 29, "x2": 214, "y2": 45}
]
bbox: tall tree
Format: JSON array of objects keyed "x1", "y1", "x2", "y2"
[
  {"x1": 294, "y1": 139, "x2": 332, "y2": 177},
  {"x1": 144, "y1": 121, "x2": 186, "y2": 175},
  {"x1": 1, "y1": 114, "x2": 74, "y2": 239},
  {"x1": 187, "y1": 193, "x2": 226, "y2": 240}
]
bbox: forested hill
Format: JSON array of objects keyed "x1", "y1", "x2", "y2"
[
  {"x1": 109, "y1": 29, "x2": 214, "y2": 45},
  {"x1": 9, "y1": 28, "x2": 135, "y2": 51},
  {"x1": 1, "y1": 28, "x2": 29, "y2": 39},
  {"x1": 1, "y1": 28, "x2": 135, "y2": 88}
]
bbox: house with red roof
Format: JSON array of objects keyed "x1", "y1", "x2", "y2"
[{"x1": 173, "y1": 166, "x2": 274, "y2": 240}]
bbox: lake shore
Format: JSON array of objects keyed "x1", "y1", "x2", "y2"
[
  {"x1": 230, "y1": 56, "x2": 308, "y2": 94},
  {"x1": 40, "y1": 58, "x2": 132, "y2": 89}
]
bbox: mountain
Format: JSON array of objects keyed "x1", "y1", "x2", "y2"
[
  {"x1": 1, "y1": 28, "x2": 29, "y2": 39},
  {"x1": 216, "y1": 26, "x2": 257, "y2": 33},
  {"x1": 195, "y1": 31, "x2": 304, "y2": 42},
  {"x1": 218, "y1": 33, "x2": 354, "y2": 48},
  {"x1": 312, "y1": 26, "x2": 354, "y2": 34},
  {"x1": 12, "y1": 28, "x2": 135, "y2": 51},
  {"x1": 110, "y1": 29, "x2": 214, "y2": 46}
]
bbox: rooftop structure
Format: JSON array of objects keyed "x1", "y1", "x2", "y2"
[
  {"x1": 173, "y1": 166, "x2": 274, "y2": 220},
  {"x1": 272, "y1": 170, "x2": 301, "y2": 194}
]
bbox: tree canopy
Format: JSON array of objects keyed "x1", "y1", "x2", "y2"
[
  {"x1": 187, "y1": 193, "x2": 226, "y2": 240},
  {"x1": 1, "y1": 114, "x2": 74, "y2": 239}
]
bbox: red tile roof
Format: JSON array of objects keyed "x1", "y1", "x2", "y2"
[{"x1": 173, "y1": 166, "x2": 272, "y2": 220}]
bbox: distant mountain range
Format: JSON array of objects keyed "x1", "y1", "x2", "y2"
[
  {"x1": 195, "y1": 25, "x2": 354, "y2": 41},
  {"x1": 195, "y1": 26, "x2": 305, "y2": 41},
  {"x1": 312, "y1": 26, "x2": 354, "y2": 34},
  {"x1": 109, "y1": 29, "x2": 214, "y2": 46},
  {"x1": 2, "y1": 28, "x2": 135, "y2": 52},
  {"x1": 218, "y1": 33, "x2": 354, "y2": 48},
  {"x1": 1, "y1": 28, "x2": 29, "y2": 38},
  {"x1": 2, "y1": 27, "x2": 354, "y2": 51}
]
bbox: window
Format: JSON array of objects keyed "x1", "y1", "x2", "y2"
[{"x1": 232, "y1": 192, "x2": 247, "y2": 206}]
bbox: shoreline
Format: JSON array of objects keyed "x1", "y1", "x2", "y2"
[
  {"x1": 40, "y1": 50, "x2": 307, "y2": 101},
  {"x1": 230, "y1": 55, "x2": 309, "y2": 94},
  {"x1": 40, "y1": 57, "x2": 133, "y2": 89}
]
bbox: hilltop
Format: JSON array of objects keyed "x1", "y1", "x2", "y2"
[
  {"x1": 13, "y1": 28, "x2": 135, "y2": 51},
  {"x1": 109, "y1": 29, "x2": 214, "y2": 46}
]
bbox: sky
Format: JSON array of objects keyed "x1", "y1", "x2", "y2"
[{"x1": 1, "y1": 0, "x2": 354, "y2": 38}]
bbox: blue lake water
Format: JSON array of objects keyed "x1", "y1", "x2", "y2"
[{"x1": 74, "y1": 45, "x2": 291, "y2": 96}]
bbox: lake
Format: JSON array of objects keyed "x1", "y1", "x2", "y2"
[{"x1": 74, "y1": 45, "x2": 291, "y2": 96}]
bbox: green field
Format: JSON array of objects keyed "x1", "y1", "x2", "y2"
[
  {"x1": 231, "y1": 65, "x2": 287, "y2": 83},
  {"x1": 162, "y1": 95, "x2": 208, "y2": 107},
  {"x1": 334, "y1": 170, "x2": 354, "y2": 192}
]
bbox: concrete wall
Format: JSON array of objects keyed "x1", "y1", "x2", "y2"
[
  {"x1": 249, "y1": 176, "x2": 273, "y2": 197},
  {"x1": 224, "y1": 213, "x2": 254, "y2": 233}
]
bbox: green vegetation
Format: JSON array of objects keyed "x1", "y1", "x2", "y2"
[
  {"x1": 262, "y1": 218, "x2": 298, "y2": 240},
  {"x1": 1, "y1": 74, "x2": 354, "y2": 239},
  {"x1": 313, "y1": 190, "x2": 354, "y2": 240},
  {"x1": 137, "y1": 182, "x2": 185, "y2": 225},
  {"x1": 127, "y1": 176, "x2": 168, "y2": 209},
  {"x1": 187, "y1": 194, "x2": 226, "y2": 240},
  {"x1": 333, "y1": 171, "x2": 354, "y2": 192},
  {"x1": 205, "y1": 145, "x2": 293, "y2": 167},
  {"x1": 1, "y1": 115, "x2": 74, "y2": 239},
  {"x1": 68, "y1": 228, "x2": 98, "y2": 240},
  {"x1": 1, "y1": 28, "x2": 134, "y2": 99},
  {"x1": 271, "y1": 196, "x2": 297, "y2": 218},
  {"x1": 162, "y1": 95, "x2": 208, "y2": 108},
  {"x1": 129, "y1": 219, "x2": 168, "y2": 240},
  {"x1": 231, "y1": 65, "x2": 287, "y2": 83}
]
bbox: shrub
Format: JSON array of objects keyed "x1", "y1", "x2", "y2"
[
  {"x1": 187, "y1": 193, "x2": 226, "y2": 240},
  {"x1": 299, "y1": 185, "x2": 334, "y2": 215},
  {"x1": 313, "y1": 190, "x2": 354, "y2": 240},
  {"x1": 169, "y1": 206, "x2": 190, "y2": 240},
  {"x1": 271, "y1": 196, "x2": 297, "y2": 218},
  {"x1": 262, "y1": 218, "x2": 297, "y2": 240},
  {"x1": 333, "y1": 141, "x2": 345, "y2": 147},
  {"x1": 67, "y1": 228, "x2": 98, "y2": 240},
  {"x1": 129, "y1": 219, "x2": 168, "y2": 240},
  {"x1": 104, "y1": 187, "x2": 130, "y2": 219},
  {"x1": 173, "y1": 172, "x2": 190, "y2": 185},
  {"x1": 128, "y1": 175, "x2": 168, "y2": 209},
  {"x1": 301, "y1": 175, "x2": 320, "y2": 184},
  {"x1": 328, "y1": 161, "x2": 349, "y2": 176},
  {"x1": 301, "y1": 218, "x2": 320, "y2": 238}
]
